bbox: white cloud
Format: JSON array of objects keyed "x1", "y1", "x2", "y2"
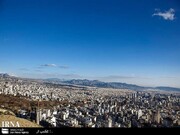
[
  {"x1": 153, "y1": 8, "x2": 175, "y2": 21},
  {"x1": 41, "y1": 64, "x2": 57, "y2": 67},
  {"x1": 40, "y1": 64, "x2": 69, "y2": 69}
]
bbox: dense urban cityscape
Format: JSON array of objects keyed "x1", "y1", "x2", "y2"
[
  {"x1": 0, "y1": 74, "x2": 179, "y2": 128},
  {"x1": 1, "y1": 0, "x2": 180, "y2": 131}
]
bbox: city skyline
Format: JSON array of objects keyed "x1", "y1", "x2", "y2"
[{"x1": 0, "y1": 0, "x2": 180, "y2": 87}]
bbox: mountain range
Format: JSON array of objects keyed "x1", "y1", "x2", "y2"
[
  {"x1": 1, "y1": 73, "x2": 180, "y2": 92},
  {"x1": 45, "y1": 78, "x2": 180, "y2": 92}
]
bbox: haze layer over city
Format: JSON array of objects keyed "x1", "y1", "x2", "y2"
[{"x1": 0, "y1": 0, "x2": 180, "y2": 128}]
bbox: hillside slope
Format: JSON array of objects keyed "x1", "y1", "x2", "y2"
[{"x1": 0, "y1": 115, "x2": 41, "y2": 128}]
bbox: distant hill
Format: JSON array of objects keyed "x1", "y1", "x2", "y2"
[
  {"x1": 44, "y1": 78, "x2": 65, "y2": 83},
  {"x1": 155, "y1": 87, "x2": 180, "y2": 92},
  {"x1": 0, "y1": 73, "x2": 11, "y2": 78},
  {"x1": 59, "y1": 79, "x2": 180, "y2": 92},
  {"x1": 62, "y1": 79, "x2": 145, "y2": 91}
]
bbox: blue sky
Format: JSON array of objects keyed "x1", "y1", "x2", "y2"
[{"x1": 0, "y1": 0, "x2": 180, "y2": 87}]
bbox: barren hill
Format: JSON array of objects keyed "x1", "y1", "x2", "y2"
[{"x1": 0, "y1": 115, "x2": 41, "y2": 128}]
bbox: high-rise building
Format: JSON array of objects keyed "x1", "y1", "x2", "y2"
[
  {"x1": 108, "y1": 118, "x2": 112, "y2": 128},
  {"x1": 36, "y1": 101, "x2": 40, "y2": 125},
  {"x1": 156, "y1": 110, "x2": 161, "y2": 124},
  {"x1": 153, "y1": 110, "x2": 161, "y2": 124},
  {"x1": 36, "y1": 109, "x2": 40, "y2": 125},
  {"x1": 138, "y1": 110, "x2": 143, "y2": 119}
]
